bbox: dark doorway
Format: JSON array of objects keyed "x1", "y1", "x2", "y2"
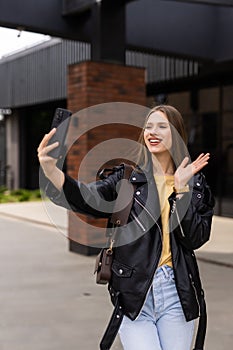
[{"x1": 19, "y1": 101, "x2": 66, "y2": 189}]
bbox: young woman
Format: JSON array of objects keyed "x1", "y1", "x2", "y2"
[{"x1": 38, "y1": 104, "x2": 215, "y2": 350}]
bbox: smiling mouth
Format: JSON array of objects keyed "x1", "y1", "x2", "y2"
[{"x1": 148, "y1": 138, "x2": 162, "y2": 145}]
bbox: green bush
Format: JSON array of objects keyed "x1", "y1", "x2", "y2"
[
  {"x1": 0, "y1": 188, "x2": 42, "y2": 203},
  {"x1": 0, "y1": 186, "x2": 8, "y2": 194}
]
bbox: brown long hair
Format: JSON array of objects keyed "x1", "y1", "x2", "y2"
[{"x1": 137, "y1": 105, "x2": 189, "y2": 171}]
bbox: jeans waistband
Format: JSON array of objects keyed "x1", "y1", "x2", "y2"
[{"x1": 156, "y1": 265, "x2": 173, "y2": 278}]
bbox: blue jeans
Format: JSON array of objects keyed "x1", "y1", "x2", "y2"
[{"x1": 119, "y1": 265, "x2": 195, "y2": 350}]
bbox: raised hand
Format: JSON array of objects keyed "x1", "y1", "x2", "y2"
[
  {"x1": 174, "y1": 153, "x2": 210, "y2": 190},
  {"x1": 37, "y1": 128, "x2": 59, "y2": 177},
  {"x1": 37, "y1": 128, "x2": 65, "y2": 190}
]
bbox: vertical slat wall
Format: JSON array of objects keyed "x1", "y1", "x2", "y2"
[
  {"x1": 0, "y1": 39, "x2": 91, "y2": 107},
  {"x1": 0, "y1": 38, "x2": 200, "y2": 108}
]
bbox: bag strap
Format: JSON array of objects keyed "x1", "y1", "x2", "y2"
[{"x1": 110, "y1": 163, "x2": 135, "y2": 226}]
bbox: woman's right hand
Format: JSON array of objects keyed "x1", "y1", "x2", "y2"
[
  {"x1": 37, "y1": 129, "x2": 65, "y2": 191},
  {"x1": 37, "y1": 128, "x2": 59, "y2": 178}
]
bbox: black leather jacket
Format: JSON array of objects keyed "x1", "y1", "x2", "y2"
[{"x1": 47, "y1": 163, "x2": 215, "y2": 325}]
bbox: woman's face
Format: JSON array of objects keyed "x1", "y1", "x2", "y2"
[{"x1": 143, "y1": 110, "x2": 172, "y2": 155}]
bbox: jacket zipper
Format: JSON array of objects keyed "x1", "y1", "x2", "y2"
[
  {"x1": 176, "y1": 210, "x2": 185, "y2": 237},
  {"x1": 189, "y1": 273, "x2": 200, "y2": 316},
  {"x1": 134, "y1": 197, "x2": 163, "y2": 240},
  {"x1": 172, "y1": 200, "x2": 199, "y2": 316},
  {"x1": 171, "y1": 199, "x2": 185, "y2": 237},
  {"x1": 133, "y1": 196, "x2": 163, "y2": 320},
  {"x1": 130, "y1": 211, "x2": 146, "y2": 232}
]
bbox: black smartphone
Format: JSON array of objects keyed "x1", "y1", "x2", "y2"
[{"x1": 48, "y1": 108, "x2": 72, "y2": 159}]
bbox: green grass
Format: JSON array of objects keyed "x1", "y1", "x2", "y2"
[{"x1": 0, "y1": 187, "x2": 41, "y2": 203}]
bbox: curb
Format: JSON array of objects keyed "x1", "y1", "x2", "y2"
[
  {"x1": 197, "y1": 256, "x2": 233, "y2": 269},
  {"x1": 0, "y1": 211, "x2": 66, "y2": 231}
]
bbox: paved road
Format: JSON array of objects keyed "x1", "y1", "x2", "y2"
[{"x1": 0, "y1": 204, "x2": 233, "y2": 349}]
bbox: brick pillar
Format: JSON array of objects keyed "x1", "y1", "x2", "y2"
[{"x1": 66, "y1": 61, "x2": 146, "y2": 255}]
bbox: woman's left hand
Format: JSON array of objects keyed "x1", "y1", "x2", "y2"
[{"x1": 174, "y1": 153, "x2": 210, "y2": 190}]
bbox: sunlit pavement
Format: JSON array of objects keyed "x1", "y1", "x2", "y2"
[{"x1": 0, "y1": 202, "x2": 232, "y2": 350}]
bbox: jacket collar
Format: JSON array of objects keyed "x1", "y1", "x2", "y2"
[
  {"x1": 129, "y1": 168, "x2": 147, "y2": 184},
  {"x1": 128, "y1": 166, "x2": 162, "y2": 225}
]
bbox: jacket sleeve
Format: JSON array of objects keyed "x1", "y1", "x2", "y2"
[
  {"x1": 171, "y1": 173, "x2": 215, "y2": 250},
  {"x1": 43, "y1": 166, "x2": 124, "y2": 219}
]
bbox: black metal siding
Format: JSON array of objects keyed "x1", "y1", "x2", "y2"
[
  {"x1": 0, "y1": 39, "x2": 91, "y2": 108},
  {"x1": 0, "y1": 38, "x2": 199, "y2": 108}
]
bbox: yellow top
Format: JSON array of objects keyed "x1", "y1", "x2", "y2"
[{"x1": 154, "y1": 175, "x2": 174, "y2": 268}]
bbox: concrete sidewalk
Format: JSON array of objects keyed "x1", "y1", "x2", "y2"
[
  {"x1": 0, "y1": 200, "x2": 232, "y2": 266},
  {"x1": 0, "y1": 201, "x2": 68, "y2": 231},
  {"x1": 0, "y1": 201, "x2": 233, "y2": 350}
]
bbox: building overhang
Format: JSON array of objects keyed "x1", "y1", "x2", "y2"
[{"x1": 1, "y1": 0, "x2": 233, "y2": 62}]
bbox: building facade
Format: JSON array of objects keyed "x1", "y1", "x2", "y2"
[{"x1": 0, "y1": 38, "x2": 232, "y2": 218}]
